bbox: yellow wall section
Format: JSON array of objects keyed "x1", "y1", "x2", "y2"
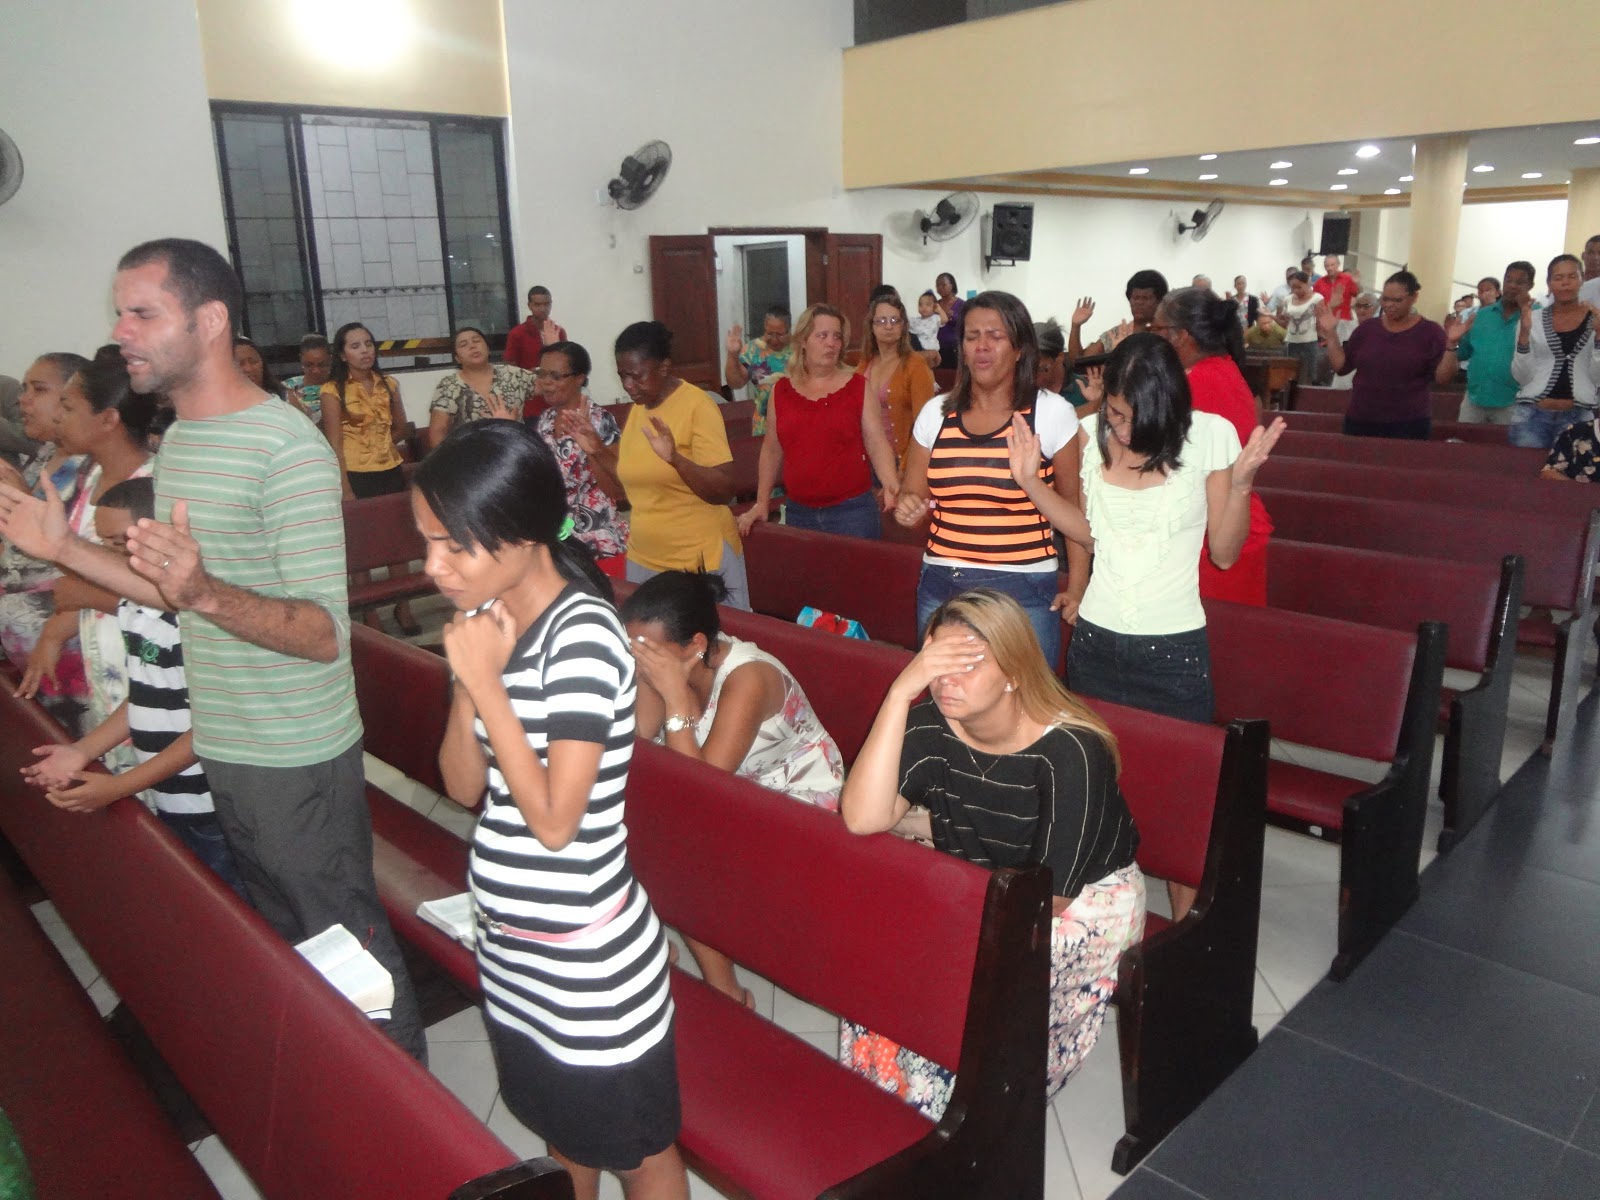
[
  {"x1": 196, "y1": 0, "x2": 509, "y2": 116},
  {"x1": 842, "y1": 0, "x2": 1600, "y2": 188}
]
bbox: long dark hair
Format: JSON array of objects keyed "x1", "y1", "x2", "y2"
[
  {"x1": 1097, "y1": 333, "x2": 1190, "y2": 476},
  {"x1": 413, "y1": 420, "x2": 612, "y2": 603},
  {"x1": 75, "y1": 344, "x2": 159, "y2": 447},
  {"x1": 942, "y1": 290, "x2": 1039, "y2": 417},
  {"x1": 328, "y1": 322, "x2": 394, "y2": 403},
  {"x1": 1159, "y1": 287, "x2": 1247, "y2": 371},
  {"x1": 234, "y1": 335, "x2": 286, "y2": 399}
]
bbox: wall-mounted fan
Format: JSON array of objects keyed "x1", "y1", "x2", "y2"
[
  {"x1": 607, "y1": 140, "x2": 672, "y2": 210},
  {"x1": 1176, "y1": 200, "x2": 1224, "y2": 241},
  {"x1": 0, "y1": 128, "x2": 23, "y2": 207},
  {"x1": 915, "y1": 192, "x2": 979, "y2": 243}
]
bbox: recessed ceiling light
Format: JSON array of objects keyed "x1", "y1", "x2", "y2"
[
  {"x1": 1355, "y1": 145, "x2": 1381, "y2": 158},
  {"x1": 1522, "y1": 172, "x2": 1543, "y2": 179},
  {"x1": 1199, "y1": 153, "x2": 1218, "y2": 161},
  {"x1": 1268, "y1": 179, "x2": 1288, "y2": 187},
  {"x1": 1128, "y1": 167, "x2": 1150, "y2": 175},
  {"x1": 1337, "y1": 168, "x2": 1358, "y2": 176},
  {"x1": 1329, "y1": 184, "x2": 1348, "y2": 191},
  {"x1": 1472, "y1": 163, "x2": 1494, "y2": 173},
  {"x1": 1270, "y1": 160, "x2": 1293, "y2": 169},
  {"x1": 1575, "y1": 137, "x2": 1600, "y2": 146},
  {"x1": 1198, "y1": 173, "x2": 1218, "y2": 181},
  {"x1": 1399, "y1": 175, "x2": 1414, "y2": 182},
  {"x1": 1383, "y1": 188, "x2": 1402, "y2": 195}
]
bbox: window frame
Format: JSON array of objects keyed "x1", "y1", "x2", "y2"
[{"x1": 210, "y1": 100, "x2": 519, "y2": 367}]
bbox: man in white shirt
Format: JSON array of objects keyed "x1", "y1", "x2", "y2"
[
  {"x1": 1264, "y1": 267, "x2": 1296, "y2": 314},
  {"x1": 1580, "y1": 234, "x2": 1600, "y2": 307}
]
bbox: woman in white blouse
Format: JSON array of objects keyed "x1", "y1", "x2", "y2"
[
  {"x1": 1508, "y1": 254, "x2": 1600, "y2": 450},
  {"x1": 1275, "y1": 271, "x2": 1324, "y2": 383}
]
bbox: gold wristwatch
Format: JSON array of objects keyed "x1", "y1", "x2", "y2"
[{"x1": 662, "y1": 714, "x2": 694, "y2": 735}]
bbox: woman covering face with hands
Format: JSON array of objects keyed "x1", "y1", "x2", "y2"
[{"x1": 839, "y1": 588, "x2": 1143, "y2": 1119}]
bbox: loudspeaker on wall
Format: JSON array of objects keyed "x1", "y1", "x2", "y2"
[{"x1": 989, "y1": 202, "x2": 1034, "y2": 261}]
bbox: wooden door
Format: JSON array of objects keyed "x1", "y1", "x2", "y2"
[
  {"x1": 649, "y1": 235, "x2": 718, "y2": 389},
  {"x1": 823, "y1": 233, "x2": 883, "y2": 358}
]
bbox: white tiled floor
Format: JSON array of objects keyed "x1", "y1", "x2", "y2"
[{"x1": 24, "y1": 640, "x2": 1580, "y2": 1200}]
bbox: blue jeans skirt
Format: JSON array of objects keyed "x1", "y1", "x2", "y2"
[
  {"x1": 784, "y1": 490, "x2": 881, "y2": 540},
  {"x1": 1508, "y1": 402, "x2": 1590, "y2": 450},
  {"x1": 916, "y1": 563, "x2": 1061, "y2": 672},
  {"x1": 1065, "y1": 618, "x2": 1214, "y2": 724}
]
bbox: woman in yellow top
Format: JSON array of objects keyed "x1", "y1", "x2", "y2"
[
  {"x1": 856, "y1": 292, "x2": 937, "y2": 461},
  {"x1": 321, "y1": 321, "x2": 420, "y2": 633},
  {"x1": 613, "y1": 321, "x2": 748, "y2": 610}
]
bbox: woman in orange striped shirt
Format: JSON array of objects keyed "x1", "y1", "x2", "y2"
[{"x1": 895, "y1": 291, "x2": 1087, "y2": 669}]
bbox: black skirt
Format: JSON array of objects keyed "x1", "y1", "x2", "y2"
[
  {"x1": 486, "y1": 1012, "x2": 681, "y2": 1171},
  {"x1": 348, "y1": 463, "x2": 406, "y2": 499}
]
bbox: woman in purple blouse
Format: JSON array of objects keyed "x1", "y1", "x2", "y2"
[
  {"x1": 1319, "y1": 270, "x2": 1446, "y2": 439},
  {"x1": 934, "y1": 272, "x2": 966, "y2": 370}
]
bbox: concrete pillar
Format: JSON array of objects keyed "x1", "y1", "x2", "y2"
[
  {"x1": 1406, "y1": 134, "x2": 1471, "y2": 320},
  {"x1": 1566, "y1": 168, "x2": 1600, "y2": 257}
]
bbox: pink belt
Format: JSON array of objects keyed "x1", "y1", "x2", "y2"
[{"x1": 487, "y1": 891, "x2": 630, "y2": 944}]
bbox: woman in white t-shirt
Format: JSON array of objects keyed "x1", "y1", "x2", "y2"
[
  {"x1": 1275, "y1": 270, "x2": 1324, "y2": 383},
  {"x1": 623, "y1": 569, "x2": 844, "y2": 1006}
]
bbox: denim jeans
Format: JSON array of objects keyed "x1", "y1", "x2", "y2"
[
  {"x1": 1508, "y1": 402, "x2": 1590, "y2": 450},
  {"x1": 1065, "y1": 618, "x2": 1214, "y2": 724},
  {"x1": 157, "y1": 809, "x2": 249, "y2": 901},
  {"x1": 916, "y1": 563, "x2": 1061, "y2": 671},
  {"x1": 784, "y1": 490, "x2": 881, "y2": 541}
]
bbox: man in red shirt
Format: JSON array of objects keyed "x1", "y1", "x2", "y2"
[
  {"x1": 503, "y1": 285, "x2": 567, "y2": 370},
  {"x1": 1313, "y1": 254, "x2": 1356, "y2": 321},
  {"x1": 503, "y1": 285, "x2": 567, "y2": 421}
]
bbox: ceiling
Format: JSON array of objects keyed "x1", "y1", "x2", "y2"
[{"x1": 914, "y1": 121, "x2": 1600, "y2": 210}]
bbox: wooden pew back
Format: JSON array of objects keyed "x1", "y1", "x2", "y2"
[
  {"x1": 744, "y1": 521, "x2": 923, "y2": 649},
  {"x1": 1275, "y1": 428, "x2": 1543, "y2": 475}
]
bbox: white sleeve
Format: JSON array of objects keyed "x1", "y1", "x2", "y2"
[
  {"x1": 1193, "y1": 411, "x2": 1241, "y2": 471},
  {"x1": 911, "y1": 396, "x2": 948, "y2": 449},
  {"x1": 1033, "y1": 390, "x2": 1080, "y2": 457}
]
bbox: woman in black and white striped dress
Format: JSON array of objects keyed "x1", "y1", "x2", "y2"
[{"x1": 413, "y1": 420, "x2": 687, "y2": 1200}]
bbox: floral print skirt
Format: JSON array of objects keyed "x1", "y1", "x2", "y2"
[{"x1": 839, "y1": 863, "x2": 1146, "y2": 1121}]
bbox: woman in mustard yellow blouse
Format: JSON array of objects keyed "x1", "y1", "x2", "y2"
[{"x1": 321, "y1": 321, "x2": 419, "y2": 632}]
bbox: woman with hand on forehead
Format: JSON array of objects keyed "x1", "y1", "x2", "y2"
[{"x1": 839, "y1": 588, "x2": 1143, "y2": 1119}]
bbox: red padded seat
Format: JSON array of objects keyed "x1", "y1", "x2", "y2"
[{"x1": 1261, "y1": 760, "x2": 1360, "y2": 831}]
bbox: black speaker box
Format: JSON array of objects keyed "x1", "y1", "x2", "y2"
[
  {"x1": 1319, "y1": 213, "x2": 1352, "y2": 256},
  {"x1": 990, "y1": 202, "x2": 1034, "y2": 261}
]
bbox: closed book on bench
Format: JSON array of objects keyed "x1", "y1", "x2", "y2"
[
  {"x1": 417, "y1": 893, "x2": 477, "y2": 949},
  {"x1": 295, "y1": 924, "x2": 395, "y2": 1020}
]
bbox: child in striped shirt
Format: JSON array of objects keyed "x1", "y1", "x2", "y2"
[{"x1": 21, "y1": 477, "x2": 244, "y2": 895}]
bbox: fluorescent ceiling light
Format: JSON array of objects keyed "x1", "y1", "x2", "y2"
[
  {"x1": 1472, "y1": 164, "x2": 1494, "y2": 173},
  {"x1": 1383, "y1": 188, "x2": 1402, "y2": 195},
  {"x1": 1355, "y1": 145, "x2": 1381, "y2": 158},
  {"x1": 1268, "y1": 179, "x2": 1288, "y2": 187},
  {"x1": 1270, "y1": 160, "x2": 1293, "y2": 169},
  {"x1": 1575, "y1": 137, "x2": 1600, "y2": 146},
  {"x1": 1399, "y1": 175, "x2": 1414, "y2": 182},
  {"x1": 1522, "y1": 172, "x2": 1543, "y2": 179},
  {"x1": 1337, "y1": 168, "x2": 1358, "y2": 176},
  {"x1": 1199, "y1": 153, "x2": 1218, "y2": 161},
  {"x1": 1198, "y1": 173, "x2": 1218, "y2": 181},
  {"x1": 1329, "y1": 184, "x2": 1347, "y2": 191},
  {"x1": 1128, "y1": 167, "x2": 1150, "y2": 175}
]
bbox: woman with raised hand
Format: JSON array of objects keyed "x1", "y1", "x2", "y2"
[
  {"x1": 839, "y1": 588, "x2": 1143, "y2": 1119},
  {"x1": 894, "y1": 290, "x2": 1086, "y2": 667},
  {"x1": 1155, "y1": 287, "x2": 1275, "y2": 605},
  {"x1": 19, "y1": 347, "x2": 157, "y2": 756},
  {"x1": 613, "y1": 320, "x2": 749, "y2": 610},
  {"x1": 856, "y1": 291, "x2": 937, "y2": 461},
  {"x1": 1318, "y1": 269, "x2": 1447, "y2": 439},
  {"x1": 534, "y1": 340, "x2": 629, "y2": 572},
  {"x1": 1276, "y1": 271, "x2": 1324, "y2": 385},
  {"x1": 0, "y1": 351, "x2": 91, "y2": 730},
  {"x1": 1507, "y1": 254, "x2": 1600, "y2": 450},
  {"x1": 416, "y1": 419, "x2": 688, "y2": 1200},
  {"x1": 621, "y1": 569, "x2": 844, "y2": 1006},
  {"x1": 322, "y1": 321, "x2": 419, "y2": 633},
  {"x1": 738, "y1": 303, "x2": 899, "y2": 541},
  {"x1": 425, "y1": 325, "x2": 537, "y2": 451}
]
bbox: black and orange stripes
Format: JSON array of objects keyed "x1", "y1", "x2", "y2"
[{"x1": 926, "y1": 406, "x2": 1057, "y2": 566}]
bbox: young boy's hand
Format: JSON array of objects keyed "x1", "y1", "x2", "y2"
[
  {"x1": 22, "y1": 743, "x2": 89, "y2": 792},
  {"x1": 45, "y1": 771, "x2": 126, "y2": 813}
]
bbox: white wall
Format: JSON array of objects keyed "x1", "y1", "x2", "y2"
[
  {"x1": 1365, "y1": 200, "x2": 1568, "y2": 300},
  {"x1": 0, "y1": 0, "x2": 227, "y2": 373},
  {"x1": 500, "y1": 0, "x2": 1323, "y2": 401}
]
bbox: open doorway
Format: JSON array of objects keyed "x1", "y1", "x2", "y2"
[{"x1": 713, "y1": 233, "x2": 808, "y2": 393}]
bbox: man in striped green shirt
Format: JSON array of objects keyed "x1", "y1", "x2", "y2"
[{"x1": 0, "y1": 239, "x2": 423, "y2": 1062}]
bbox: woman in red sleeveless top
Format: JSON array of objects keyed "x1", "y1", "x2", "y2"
[
  {"x1": 738, "y1": 304, "x2": 900, "y2": 541},
  {"x1": 1154, "y1": 288, "x2": 1274, "y2": 605}
]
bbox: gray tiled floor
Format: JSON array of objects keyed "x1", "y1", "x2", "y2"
[{"x1": 24, "y1": 634, "x2": 1571, "y2": 1199}]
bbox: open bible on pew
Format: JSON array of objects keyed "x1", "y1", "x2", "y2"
[
  {"x1": 295, "y1": 924, "x2": 394, "y2": 1020},
  {"x1": 416, "y1": 893, "x2": 477, "y2": 948}
]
